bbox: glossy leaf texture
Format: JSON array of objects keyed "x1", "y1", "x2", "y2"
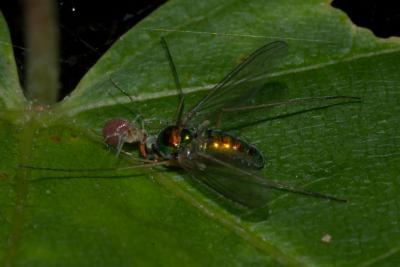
[{"x1": 1, "y1": 1, "x2": 400, "y2": 266}]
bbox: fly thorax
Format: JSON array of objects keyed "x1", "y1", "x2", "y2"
[
  {"x1": 156, "y1": 125, "x2": 193, "y2": 159},
  {"x1": 197, "y1": 120, "x2": 210, "y2": 133}
]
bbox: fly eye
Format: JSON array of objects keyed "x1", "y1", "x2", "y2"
[{"x1": 157, "y1": 126, "x2": 180, "y2": 148}]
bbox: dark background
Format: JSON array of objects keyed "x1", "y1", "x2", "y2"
[{"x1": 0, "y1": 0, "x2": 398, "y2": 100}]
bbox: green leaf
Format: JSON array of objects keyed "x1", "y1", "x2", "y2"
[
  {"x1": 0, "y1": 11, "x2": 25, "y2": 111},
  {"x1": 1, "y1": 1, "x2": 400, "y2": 266}
]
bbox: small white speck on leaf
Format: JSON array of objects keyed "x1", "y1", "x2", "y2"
[{"x1": 321, "y1": 233, "x2": 332, "y2": 243}]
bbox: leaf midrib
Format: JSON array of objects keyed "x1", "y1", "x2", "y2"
[
  {"x1": 60, "y1": 46, "x2": 400, "y2": 118},
  {"x1": 3, "y1": 110, "x2": 39, "y2": 267}
]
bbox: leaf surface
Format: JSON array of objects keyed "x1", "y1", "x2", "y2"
[{"x1": 1, "y1": 1, "x2": 400, "y2": 266}]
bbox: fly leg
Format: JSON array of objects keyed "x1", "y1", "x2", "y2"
[
  {"x1": 215, "y1": 95, "x2": 361, "y2": 128},
  {"x1": 160, "y1": 37, "x2": 185, "y2": 126},
  {"x1": 20, "y1": 160, "x2": 169, "y2": 175},
  {"x1": 142, "y1": 117, "x2": 170, "y2": 128}
]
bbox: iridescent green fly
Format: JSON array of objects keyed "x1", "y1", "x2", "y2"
[{"x1": 101, "y1": 37, "x2": 360, "y2": 210}]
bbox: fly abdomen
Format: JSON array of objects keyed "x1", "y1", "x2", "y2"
[{"x1": 200, "y1": 130, "x2": 265, "y2": 170}]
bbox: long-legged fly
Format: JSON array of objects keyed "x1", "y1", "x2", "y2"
[{"x1": 26, "y1": 38, "x2": 360, "y2": 211}]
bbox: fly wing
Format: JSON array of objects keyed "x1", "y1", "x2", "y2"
[
  {"x1": 178, "y1": 141, "x2": 346, "y2": 209},
  {"x1": 183, "y1": 41, "x2": 288, "y2": 129},
  {"x1": 178, "y1": 146, "x2": 271, "y2": 209}
]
